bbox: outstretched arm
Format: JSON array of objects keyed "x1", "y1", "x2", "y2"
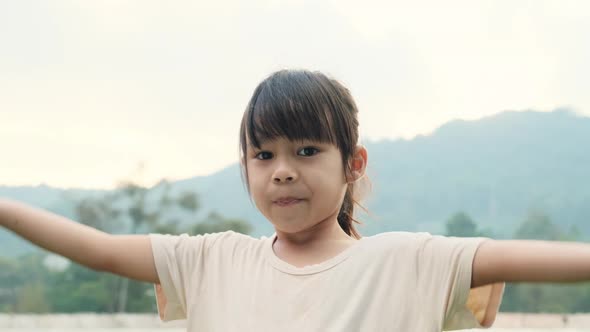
[
  {"x1": 472, "y1": 239, "x2": 590, "y2": 288},
  {"x1": 0, "y1": 198, "x2": 159, "y2": 284}
]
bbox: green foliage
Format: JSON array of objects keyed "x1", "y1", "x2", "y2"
[
  {"x1": 445, "y1": 211, "x2": 479, "y2": 237},
  {"x1": 444, "y1": 211, "x2": 495, "y2": 237},
  {"x1": 192, "y1": 211, "x2": 253, "y2": 235},
  {"x1": 75, "y1": 195, "x2": 122, "y2": 232},
  {"x1": 15, "y1": 281, "x2": 50, "y2": 313},
  {"x1": 0, "y1": 257, "x2": 18, "y2": 312},
  {"x1": 514, "y1": 209, "x2": 564, "y2": 241},
  {"x1": 177, "y1": 191, "x2": 200, "y2": 212},
  {"x1": 0, "y1": 253, "x2": 52, "y2": 313},
  {"x1": 501, "y1": 283, "x2": 590, "y2": 313},
  {"x1": 0, "y1": 257, "x2": 19, "y2": 288}
]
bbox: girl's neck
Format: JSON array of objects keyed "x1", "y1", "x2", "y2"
[
  {"x1": 274, "y1": 217, "x2": 355, "y2": 246},
  {"x1": 272, "y1": 218, "x2": 358, "y2": 268}
]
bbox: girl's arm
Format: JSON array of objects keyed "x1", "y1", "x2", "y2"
[
  {"x1": 0, "y1": 198, "x2": 159, "y2": 284},
  {"x1": 472, "y1": 239, "x2": 590, "y2": 288}
]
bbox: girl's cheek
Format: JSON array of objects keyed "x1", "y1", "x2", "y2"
[
  {"x1": 248, "y1": 169, "x2": 267, "y2": 191},
  {"x1": 248, "y1": 167, "x2": 263, "y2": 181}
]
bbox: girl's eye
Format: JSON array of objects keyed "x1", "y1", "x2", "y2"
[
  {"x1": 298, "y1": 147, "x2": 319, "y2": 157},
  {"x1": 255, "y1": 151, "x2": 273, "y2": 160}
]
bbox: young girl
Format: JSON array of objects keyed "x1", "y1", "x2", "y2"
[{"x1": 1, "y1": 69, "x2": 589, "y2": 331}]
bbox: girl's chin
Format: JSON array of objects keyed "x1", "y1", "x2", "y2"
[{"x1": 269, "y1": 220, "x2": 311, "y2": 233}]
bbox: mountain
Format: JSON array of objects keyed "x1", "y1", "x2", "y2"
[
  {"x1": 365, "y1": 109, "x2": 590, "y2": 235},
  {"x1": 2, "y1": 109, "x2": 590, "y2": 257}
]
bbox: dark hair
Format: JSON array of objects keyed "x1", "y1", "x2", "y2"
[{"x1": 239, "y1": 69, "x2": 367, "y2": 239}]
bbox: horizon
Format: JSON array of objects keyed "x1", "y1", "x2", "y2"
[{"x1": 2, "y1": 1, "x2": 589, "y2": 189}]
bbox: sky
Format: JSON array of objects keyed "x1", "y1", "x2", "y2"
[{"x1": 1, "y1": 1, "x2": 589, "y2": 189}]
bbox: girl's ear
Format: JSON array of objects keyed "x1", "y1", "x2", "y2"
[{"x1": 348, "y1": 145, "x2": 368, "y2": 182}]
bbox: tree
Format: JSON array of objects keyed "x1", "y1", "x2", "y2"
[
  {"x1": 514, "y1": 209, "x2": 562, "y2": 240},
  {"x1": 3, "y1": 253, "x2": 53, "y2": 313},
  {"x1": 15, "y1": 281, "x2": 50, "y2": 313},
  {"x1": 192, "y1": 211, "x2": 253, "y2": 235},
  {"x1": 0, "y1": 257, "x2": 19, "y2": 312},
  {"x1": 444, "y1": 211, "x2": 479, "y2": 237},
  {"x1": 75, "y1": 194, "x2": 122, "y2": 233}
]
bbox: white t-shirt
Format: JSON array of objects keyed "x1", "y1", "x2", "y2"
[{"x1": 150, "y1": 231, "x2": 504, "y2": 331}]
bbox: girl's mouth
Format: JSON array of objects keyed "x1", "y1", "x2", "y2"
[{"x1": 274, "y1": 198, "x2": 302, "y2": 207}]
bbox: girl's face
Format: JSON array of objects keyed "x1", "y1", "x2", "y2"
[{"x1": 246, "y1": 137, "x2": 349, "y2": 234}]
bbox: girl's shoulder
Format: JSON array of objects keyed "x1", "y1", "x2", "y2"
[
  {"x1": 362, "y1": 231, "x2": 483, "y2": 255},
  {"x1": 368, "y1": 230, "x2": 481, "y2": 242},
  {"x1": 150, "y1": 230, "x2": 265, "y2": 253}
]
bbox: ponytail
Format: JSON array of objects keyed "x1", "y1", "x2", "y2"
[{"x1": 337, "y1": 185, "x2": 359, "y2": 239}]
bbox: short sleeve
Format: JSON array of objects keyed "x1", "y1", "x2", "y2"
[
  {"x1": 417, "y1": 235, "x2": 505, "y2": 331},
  {"x1": 149, "y1": 232, "x2": 226, "y2": 322}
]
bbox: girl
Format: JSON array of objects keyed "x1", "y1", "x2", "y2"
[{"x1": 1, "y1": 69, "x2": 589, "y2": 331}]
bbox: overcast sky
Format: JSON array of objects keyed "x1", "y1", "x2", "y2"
[{"x1": 2, "y1": 1, "x2": 589, "y2": 189}]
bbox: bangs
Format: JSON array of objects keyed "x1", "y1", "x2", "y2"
[{"x1": 244, "y1": 71, "x2": 342, "y2": 149}]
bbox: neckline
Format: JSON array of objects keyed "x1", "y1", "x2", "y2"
[{"x1": 264, "y1": 233, "x2": 364, "y2": 275}]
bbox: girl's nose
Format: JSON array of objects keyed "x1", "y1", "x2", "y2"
[
  {"x1": 273, "y1": 175, "x2": 295, "y2": 183},
  {"x1": 272, "y1": 163, "x2": 298, "y2": 183}
]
